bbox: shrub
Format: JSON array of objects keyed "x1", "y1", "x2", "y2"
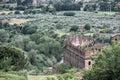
[
  {"x1": 56, "y1": 23, "x2": 63, "y2": 29},
  {"x1": 22, "y1": 25, "x2": 37, "y2": 34},
  {"x1": 70, "y1": 25, "x2": 79, "y2": 32},
  {"x1": 15, "y1": 5, "x2": 26, "y2": 10},
  {"x1": 56, "y1": 64, "x2": 71, "y2": 74},
  {"x1": 63, "y1": 12, "x2": 75, "y2": 16},
  {"x1": 9, "y1": 7, "x2": 14, "y2": 10},
  {"x1": 84, "y1": 23, "x2": 91, "y2": 30},
  {"x1": 14, "y1": 10, "x2": 21, "y2": 14}
]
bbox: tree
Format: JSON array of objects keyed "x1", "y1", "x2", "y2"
[
  {"x1": 82, "y1": 41, "x2": 120, "y2": 80},
  {"x1": 0, "y1": 29, "x2": 9, "y2": 43},
  {"x1": 56, "y1": 64, "x2": 71, "y2": 74},
  {"x1": 16, "y1": 0, "x2": 22, "y2": 5},
  {"x1": 22, "y1": 25, "x2": 37, "y2": 34},
  {"x1": 0, "y1": 45, "x2": 27, "y2": 71},
  {"x1": 84, "y1": 24, "x2": 91, "y2": 30}
]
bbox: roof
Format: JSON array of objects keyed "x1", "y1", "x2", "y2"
[{"x1": 111, "y1": 34, "x2": 120, "y2": 38}]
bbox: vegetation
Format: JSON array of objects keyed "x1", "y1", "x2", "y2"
[
  {"x1": 0, "y1": 0, "x2": 120, "y2": 79},
  {"x1": 84, "y1": 24, "x2": 91, "y2": 30},
  {"x1": 70, "y1": 25, "x2": 79, "y2": 32},
  {"x1": 0, "y1": 45, "x2": 27, "y2": 71},
  {"x1": 82, "y1": 41, "x2": 120, "y2": 80},
  {"x1": 63, "y1": 12, "x2": 75, "y2": 16},
  {"x1": 0, "y1": 71, "x2": 27, "y2": 80},
  {"x1": 56, "y1": 64, "x2": 71, "y2": 74}
]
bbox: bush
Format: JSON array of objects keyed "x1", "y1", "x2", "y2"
[
  {"x1": 14, "y1": 10, "x2": 21, "y2": 14},
  {"x1": 84, "y1": 23, "x2": 91, "y2": 30},
  {"x1": 15, "y1": 5, "x2": 26, "y2": 10},
  {"x1": 70, "y1": 25, "x2": 79, "y2": 32},
  {"x1": 63, "y1": 12, "x2": 75, "y2": 16},
  {"x1": 9, "y1": 7, "x2": 14, "y2": 10},
  {"x1": 56, "y1": 23, "x2": 63, "y2": 29},
  {"x1": 22, "y1": 25, "x2": 37, "y2": 34},
  {"x1": 56, "y1": 64, "x2": 71, "y2": 74}
]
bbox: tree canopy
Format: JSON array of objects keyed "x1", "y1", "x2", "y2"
[
  {"x1": 0, "y1": 45, "x2": 27, "y2": 71},
  {"x1": 82, "y1": 41, "x2": 120, "y2": 80}
]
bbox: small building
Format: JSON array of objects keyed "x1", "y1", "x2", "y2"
[
  {"x1": 111, "y1": 34, "x2": 120, "y2": 41},
  {"x1": 63, "y1": 34, "x2": 104, "y2": 69}
]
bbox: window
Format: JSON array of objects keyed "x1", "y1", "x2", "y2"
[{"x1": 88, "y1": 61, "x2": 91, "y2": 65}]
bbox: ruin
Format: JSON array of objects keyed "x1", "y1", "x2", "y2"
[{"x1": 63, "y1": 34, "x2": 104, "y2": 69}]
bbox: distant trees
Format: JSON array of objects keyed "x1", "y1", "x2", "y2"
[
  {"x1": 82, "y1": 41, "x2": 120, "y2": 80},
  {"x1": 17, "y1": 0, "x2": 32, "y2": 6},
  {"x1": 54, "y1": 1, "x2": 83, "y2": 11},
  {"x1": 98, "y1": 0, "x2": 120, "y2": 11},
  {"x1": 84, "y1": 4, "x2": 97, "y2": 11}
]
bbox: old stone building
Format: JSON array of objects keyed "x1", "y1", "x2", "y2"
[
  {"x1": 111, "y1": 34, "x2": 120, "y2": 41},
  {"x1": 63, "y1": 34, "x2": 104, "y2": 69}
]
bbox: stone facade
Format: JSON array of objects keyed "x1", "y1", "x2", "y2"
[
  {"x1": 111, "y1": 34, "x2": 120, "y2": 41},
  {"x1": 63, "y1": 34, "x2": 104, "y2": 69}
]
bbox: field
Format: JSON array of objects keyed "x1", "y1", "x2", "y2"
[
  {"x1": 8, "y1": 18, "x2": 33, "y2": 25},
  {"x1": 0, "y1": 72, "x2": 27, "y2": 80},
  {"x1": 28, "y1": 75, "x2": 56, "y2": 80}
]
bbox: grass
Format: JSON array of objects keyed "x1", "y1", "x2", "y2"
[
  {"x1": 0, "y1": 10, "x2": 14, "y2": 15},
  {"x1": 0, "y1": 71, "x2": 27, "y2": 80},
  {"x1": 8, "y1": 18, "x2": 33, "y2": 25},
  {"x1": 28, "y1": 75, "x2": 56, "y2": 80},
  {"x1": 97, "y1": 11, "x2": 116, "y2": 16},
  {"x1": 54, "y1": 30, "x2": 69, "y2": 37}
]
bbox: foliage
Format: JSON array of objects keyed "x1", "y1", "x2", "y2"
[
  {"x1": 0, "y1": 29, "x2": 9, "y2": 43},
  {"x1": 22, "y1": 25, "x2": 37, "y2": 34},
  {"x1": 0, "y1": 71, "x2": 27, "y2": 80},
  {"x1": 70, "y1": 25, "x2": 79, "y2": 32},
  {"x1": 84, "y1": 24, "x2": 91, "y2": 30},
  {"x1": 54, "y1": 1, "x2": 83, "y2": 11},
  {"x1": 56, "y1": 64, "x2": 71, "y2": 74},
  {"x1": 14, "y1": 10, "x2": 21, "y2": 14},
  {"x1": 82, "y1": 41, "x2": 120, "y2": 80},
  {"x1": 0, "y1": 45, "x2": 27, "y2": 71},
  {"x1": 63, "y1": 12, "x2": 75, "y2": 16},
  {"x1": 84, "y1": 4, "x2": 97, "y2": 11},
  {"x1": 15, "y1": 5, "x2": 26, "y2": 10}
]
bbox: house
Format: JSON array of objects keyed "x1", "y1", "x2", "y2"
[{"x1": 63, "y1": 34, "x2": 104, "y2": 69}]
